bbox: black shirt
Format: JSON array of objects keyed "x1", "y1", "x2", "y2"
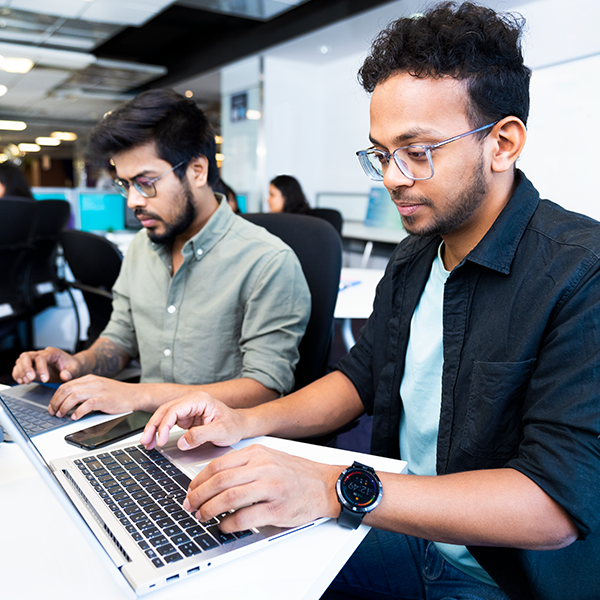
[{"x1": 336, "y1": 171, "x2": 600, "y2": 599}]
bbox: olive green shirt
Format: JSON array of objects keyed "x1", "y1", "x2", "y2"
[{"x1": 102, "y1": 197, "x2": 310, "y2": 393}]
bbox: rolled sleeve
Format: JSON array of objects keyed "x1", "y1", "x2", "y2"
[{"x1": 240, "y1": 248, "x2": 310, "y2": 394}]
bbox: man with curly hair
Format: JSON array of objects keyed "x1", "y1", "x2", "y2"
[{"x1": 140, "y1": 3, "x2": 600, "y2": 598}]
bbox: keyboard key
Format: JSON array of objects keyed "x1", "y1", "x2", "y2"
[
  {"x1": 164, "y1": 552, "x2": 183, "y2": 564},
  {"x1": 179, "y1": 541, "x2": 202, "y2": 557},
  {"x1": 194, "y1": 534, "x2": 219, "y2": 551},
  {"x1": 156, "y1": 543, "x2": 177, "y2": 556},
  {"x1": 207, "y1": 526, "x2": 236, "y2": 544}
]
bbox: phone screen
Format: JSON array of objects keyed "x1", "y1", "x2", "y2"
[{"x1": 64, "y1": 411, "x2": 153, "y2": 450}]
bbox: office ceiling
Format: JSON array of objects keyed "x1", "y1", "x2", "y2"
[{"x1": 0, "y1": 0, "x2": 393, "y2": 159}]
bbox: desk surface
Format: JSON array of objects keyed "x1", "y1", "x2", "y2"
[
  {"x1": 335, "y1": 267, "x2": 385, "y2": 320},
  {"x1": 0, "y1": 401, "x2": 405, "y2": 599},
  {"x1": 342, "y1": 221, "x2": 407, "y2": 245}
]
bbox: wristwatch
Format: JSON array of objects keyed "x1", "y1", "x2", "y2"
[{"x1": 336, "y1": 461, "x2": 382, "y2": 529}]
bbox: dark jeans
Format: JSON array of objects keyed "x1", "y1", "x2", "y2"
[{"x1": 322, "y1": 529, "x2": 511, "y2": 600}]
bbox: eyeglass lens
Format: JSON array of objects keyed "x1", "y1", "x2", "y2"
[
  {"x1": 113, "y1": 177, "x2": 156, "y2": 199},
  {"x1": 362, "y1": 146, "x2": 433, "y2": 181}
]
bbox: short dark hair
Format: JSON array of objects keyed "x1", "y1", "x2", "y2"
[
  {"x1": 359, "y1": 1, "x2": 531, "y2": 128},
  {"x1": 0, "y1": 162, "x2": 33, "y2": 198},
  {"x1": 87, "y1": 88, "x2": 219, "y2": 186},
  {"x1": 270, "y1": 175, "x2": 310, "y2": 214}
]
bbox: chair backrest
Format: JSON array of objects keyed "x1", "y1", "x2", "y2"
[
  {"x1": 28, "y1": 200, "x2": 72, "y2": 303},
  {"x1": 242, "y1": 213, "x2": 342, "y2": 391},
  {"x1": 307, "y1": 208, "x2": 343, "y2": 236},
  {"x1": 60, "y1": 229, "x2": 123, "y2": 346},
  {"x1": 0, "y1": 198, "x2": 37, "y2": 333}
]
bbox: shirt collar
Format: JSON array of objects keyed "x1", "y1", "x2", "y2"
[
  {"x1": 462, "y1": 170, "x2": 540, "y2": 275},
  {"x1": 183, "y1": 192, "x2": 235, "y2": 261}
]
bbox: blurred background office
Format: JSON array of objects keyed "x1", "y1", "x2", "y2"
[{"x1": 1, "y1": 0, "x2": 599, "y2": 392}]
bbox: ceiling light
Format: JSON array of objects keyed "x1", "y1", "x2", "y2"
[
  {"x1": 36, "y1": 137, "x2": 61, "y2": 146},
  {"x1": 0, "y1": 57, "x2": 34, "y2": 73},
  {"x1": 246, "y1": 109, "x2": 261, "y2": 120},
  {"x1": 0, "y1": 84, "x2": 7, "y2": 97},
  {"x1": 51, "y1": 131, "x2": 77, "y2": 141},
  {"x1": 0, "y1": 153, "x2": 7, "y2": 163},
  {"x1": 215, "y1": 135, "x2": 223, "y2": 144},
  {"x1": 18, "y1": 143, "x2": 40, "y2": 153},
  {"x1": 216, "y1": 153, "x2": 225, "y2": 162},
  {"x1": 319, "y1": 45, "x2": 332, "y2": 55},
  {"x1": 0, "y1": 120, "x2": 27, "y2": 131},
  {"x1": 185, "y1": 90, "x2": 193, "y2": 98}
]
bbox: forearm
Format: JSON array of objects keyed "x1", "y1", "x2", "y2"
[
  {"x1": 133, "y1": 378, "x2": 280, "y2": 413},
  {"x1": 357, "y1": 468, "x2": 579, "y2": 551},
  {"x1": 239, "y1": 371, "x2": 365, "y2": 440},
  {"x1": 74, "y1": 337, "x2": 131, "y2": 379}
]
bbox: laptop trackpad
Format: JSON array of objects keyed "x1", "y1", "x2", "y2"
[{"x1": 160, "y1": 431, "x2": 233, "y2": 477}]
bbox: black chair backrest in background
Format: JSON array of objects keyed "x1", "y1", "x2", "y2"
[
  {"x1": 307, "y1": 208, "x2": 343, "y2": 236},
  {"x1": 242, "y1": 212, "x2": 342, "y2": 392},
  {"x1": 27, "y1": 199, "x2": 71, "y2": 311},
  {"x1": 60, "y1": 229, "x2": 123, "y2": 349},
  {"x1": 0, "y1": 197, "x2": 37, "y2": 342}
]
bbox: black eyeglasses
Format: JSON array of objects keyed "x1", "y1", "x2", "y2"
[
  {"x1": 112, "y1": 161, "x2": 186, "y2": 198},
  {"x1": 356, "y1": 122, "x2": 497, "y2": 182}
]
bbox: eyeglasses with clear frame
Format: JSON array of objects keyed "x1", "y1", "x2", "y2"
[
  {"x1": 112, "y1": 160, "x2": 186, "y2": 199},
  {"x1": 356, "y1": 122, "x2": 498, "y2": 182}
]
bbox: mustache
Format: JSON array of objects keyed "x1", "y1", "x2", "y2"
[
  {"x1": 134, "y1": 208, "x2": 163, "y2": 222},
  {"x1": 390, "y1": 189, "x2": 433, "y2": 207}
]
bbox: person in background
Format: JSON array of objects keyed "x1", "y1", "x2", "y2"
[
  {"x1": 267, "y1": 175, "x2": 310, "y2": 214},
  {"x1": 13, "y1": 88, "x2": 310, "y2": 420},
  {"x1": 0, "y1": 162, "x2": 34, "y2": 198},
  {"x1": 214, "y1": 178, "x2": 240, "y2": 213}
]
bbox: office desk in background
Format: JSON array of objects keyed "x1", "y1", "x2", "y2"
[
  {"x1": 335, "y1": 267, "x2": 385, "y2": 350},
  {"x1": 0, "y1": 395, "x2": 406, "y2": 600}
]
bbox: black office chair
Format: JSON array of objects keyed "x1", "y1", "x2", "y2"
[
  {"x1": 60, "y1": 229, "x2": 123, "y2": 350},
  {"x1": 0, "y1": 197, "x2": 37, "y2": 347},
  {"x1": 242, "y1": 212, "x2": 342, "y2": 392},
  {"x1": 26, "y1": 200, "x2": 72, "y2": 317},
  {"x1": 308, "y1": 208, "x2": 343, "y2": 236}
]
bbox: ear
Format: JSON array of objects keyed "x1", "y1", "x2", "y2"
[
  {"x1": 489, "y1": 116, "x2": 527, "y2": 173},
  {"x1": 187, "y1": 155, "x2": 209, "y2": 189}
]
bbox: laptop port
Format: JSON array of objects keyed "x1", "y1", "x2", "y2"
[
  {"x1": 187, "y1": 567, "x2": 200, "y2": 575},
  {"x1": 166, "y1": 574, "x2": 180, "y2": 582}
]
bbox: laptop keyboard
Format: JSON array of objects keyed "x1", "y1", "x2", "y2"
[
  {"x1": 1, "y1": 394, "x2": 71, "y2": 437},
  {"x1": 75, "y1": 444, "x2": 254, "y2": 568}
]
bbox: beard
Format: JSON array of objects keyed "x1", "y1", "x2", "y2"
[
  {"x1": 136, "y1": 183, "x2": 196, "y2": 246},
  {"x1": 392, "y1": 154, "x2": 488, "y2": 238}
]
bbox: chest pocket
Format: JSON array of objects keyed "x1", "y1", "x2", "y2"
[{"x1": 460, "y1": 359, "x2": 536, "y2": 459}]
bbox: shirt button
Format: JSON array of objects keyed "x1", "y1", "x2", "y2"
[
  {"x1": 196, "y1": 248, "x2": 203, "y2": 256},
  {"x1": 164, "y1": 349, "x2": 171, "y2": 357},
  {"x1": 167, "y1": 305, "x2": 176, "y2": 314}
]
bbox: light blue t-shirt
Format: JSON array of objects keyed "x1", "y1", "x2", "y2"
[{"x1": 399, "y1": 244, "x2": 497, "y2": 587}]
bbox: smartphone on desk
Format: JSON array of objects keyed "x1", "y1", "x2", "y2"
[{"x1": 64, "y1": 411, "x2": 153, "y2": 450}]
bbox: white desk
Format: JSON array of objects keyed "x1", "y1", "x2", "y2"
[
  {"x1": 335, "y1": 267, "x2": 385, "y2": 349},
  {"x1": 0, "y1": 401, "x2": 405, "y2": 599}
]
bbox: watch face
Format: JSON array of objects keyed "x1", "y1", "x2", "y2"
[{"x1": 339, "y1": 468, "x2": 381, "y2": 511}]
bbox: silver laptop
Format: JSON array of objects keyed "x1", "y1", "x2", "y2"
[
  {"x1": 0, "y1": 396, "x2": 327, "y2": 595},
  {"x1": 0, "y1": 382, "x2": 89, "y2": 438}
]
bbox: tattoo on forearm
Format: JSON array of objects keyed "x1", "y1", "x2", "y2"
[{"x1": 90, "y1": 339, "x2": 130, "y2": 377}]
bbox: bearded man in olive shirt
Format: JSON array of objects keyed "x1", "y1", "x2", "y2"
[{"x1": 12, "y1": 89, "x2": 310, "y2": 418}]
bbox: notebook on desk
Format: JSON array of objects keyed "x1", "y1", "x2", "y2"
[{"x1": 0, "y1": 396, "x2": 333, "y2": 596}]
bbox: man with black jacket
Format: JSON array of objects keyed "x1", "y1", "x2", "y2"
[{"x1": 140, "y1": 3, "x2": 600, "y2": 598}]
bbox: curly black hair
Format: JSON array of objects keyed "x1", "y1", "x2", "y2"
[
  {"x1": 359, "y1": 1, "x2": 531, "y2": 128},
  {"x1": 88, "y1": 89, "x2": 219, "y2": 187}
]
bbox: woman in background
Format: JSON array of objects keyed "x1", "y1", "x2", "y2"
[
  {"x1": 267, "y1": 175, "x2": 310, "y2": 214},
  {"x1": 0, "y1": 162, "x2": 34, "y2": 198}
]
